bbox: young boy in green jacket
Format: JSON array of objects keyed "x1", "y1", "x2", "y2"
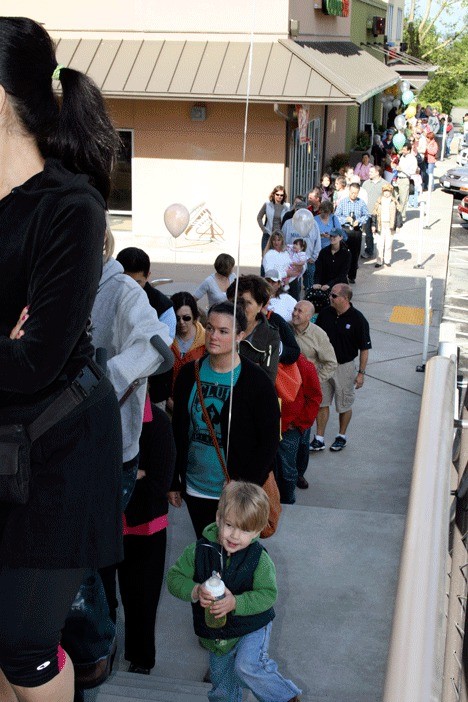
[{"x1": 167, "y1": 481, "x2": 301, "y2": 702}]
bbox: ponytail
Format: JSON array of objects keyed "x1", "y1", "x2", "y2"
[
  {"x1": 47, "y1": 66, "x2": 120, "y2": 202},
  {"x1": 0, "y1": 18, "x2": 119, "y2": 203}
]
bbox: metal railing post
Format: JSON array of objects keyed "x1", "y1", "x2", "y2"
[
  {"x1": 416, "y1": 275, "x2": 433, "y2": 371},
  {"x1": 425, "y1": 175, "x2": 434, "y2": 227},
  {"x1": 414, "y1": 199, "x2": 425, "y2": 269}
]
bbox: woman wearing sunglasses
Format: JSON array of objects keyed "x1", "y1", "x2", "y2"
[{"x1": 170, "y1": 292, "x2": 206, "y2": 397}]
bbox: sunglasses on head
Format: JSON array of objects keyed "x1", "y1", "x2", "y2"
[{"x1": 176, "y1": 314, "x2": 192, "y2": 322}]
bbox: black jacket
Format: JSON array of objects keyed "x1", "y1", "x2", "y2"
[
  {"x1": 313, "y1": 244, "x2": 351, "y2": 288},
  {"x1": 125, "y1": 404, "x2": 176, "y2": 526},
  {"x1": 171, "y1": 356, "x2": 280, "y2": 492},
  {"x1": 239, "y1": 312, "x2": 300, "y2": 384},
  {"x1": 0, "y1": 158, "x2": 105, "y2": 407}
]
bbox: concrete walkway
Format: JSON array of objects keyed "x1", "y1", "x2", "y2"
[{"x1": 103, "y1": 163, "x2": 455, "y2": 701}]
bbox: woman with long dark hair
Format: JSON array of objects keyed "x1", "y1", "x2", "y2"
[
  {"x1": 0, "y1": 17, "x2": 121, "y2": 702},
  {"x1": 169, "y1": 302, "x2": 280, "y2": 538}
]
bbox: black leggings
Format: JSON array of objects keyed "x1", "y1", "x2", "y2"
[
  {"x1": 119, "y1": 530, "x2": 167, "y2": 669},
  {"x1": 0, "y1": 567, "x2": 85, "y2": 687},
  {"x1": 184, "y1": 494, "x2": 219, "y2": 539}
]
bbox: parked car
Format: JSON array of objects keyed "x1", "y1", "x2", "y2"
[
  {"x1": 458, "y1": 196, "x2": 468, "y2": 223},
  {"x1": 440, "y1": 167, "x2": 468, "y2": 195},
  {"x1": 457, "y1": 147, "x2": 468, "y2": 167}
]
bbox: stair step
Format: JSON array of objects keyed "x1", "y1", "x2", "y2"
[
  {"x1": 95, "y1": 671, "x2": 210, "y2": 702},
  {"x1": 96, "y1": 688, "x2": 207, "y2": 702},
  {"x1": 109, "y1": 670, "x2": 209, "y2": 691}
]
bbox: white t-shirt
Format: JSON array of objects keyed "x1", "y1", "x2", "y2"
[
  {"x1": 262, "y1": 250, "x2": 292, "y2": 280},
  {"x1": 267, "y1": 293, "x2": 297, "y2": 322}
]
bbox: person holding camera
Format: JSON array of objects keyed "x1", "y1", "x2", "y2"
[{"x1": 335, "y1": 183, "x2": 369, "y2": 284}]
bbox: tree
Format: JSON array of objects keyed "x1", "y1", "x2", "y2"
[
  {"x1": 404, "y1": 1, "x2": 468, "y2": 110},
  {"x1": 406, "y1": 0, "x2": 468, "y2": 59}
]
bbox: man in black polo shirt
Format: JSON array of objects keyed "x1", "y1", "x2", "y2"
[{"x1": 310, "y1": 283, "x2": 371, "y2": 451}]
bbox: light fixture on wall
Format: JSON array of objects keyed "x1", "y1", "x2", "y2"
[
  {"x1": 191, "y1": 103, "x2": 207, "y2": 121},
  {"x1": 289, "y1": 19, "x2": 300, "y2": 38}
]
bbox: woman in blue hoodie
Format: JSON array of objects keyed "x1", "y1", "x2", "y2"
[{"x1": 0, "y1": 17, "x2": 121, "y2": 702}]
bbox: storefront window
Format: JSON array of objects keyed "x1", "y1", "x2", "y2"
[{"x1": 109, "y1": 129, "x2": 133, "y2": 214}]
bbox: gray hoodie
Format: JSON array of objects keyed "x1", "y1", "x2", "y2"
[{"x1": 91, "y1": 258, "x2": 171, "y2": 461}]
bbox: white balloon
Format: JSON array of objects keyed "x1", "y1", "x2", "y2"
[
  {"x1": 164, "y1": 203, "x2": 190, "y2": 238},
  {"x1": 400, "y1": 80, "x2": 410, "y2": 92},
  {"x1": 292, "y1": 208, "x2": 314, "y2": 237},
  {"x1": 392, "y1": 98, "x2": 401, "y2": 108},
  {"x1": 394, "y1": 114, "x2": 406, "y2": 131}
]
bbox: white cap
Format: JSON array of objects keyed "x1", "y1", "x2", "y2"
[{"x1": 204, "y1": 575, "x2": 225, "y2": 598}]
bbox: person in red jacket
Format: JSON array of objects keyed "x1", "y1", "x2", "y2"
[{"x1": 276, "y1": 353, "x2": 322, "y2": 504}]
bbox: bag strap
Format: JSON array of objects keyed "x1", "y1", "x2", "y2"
[
  {"x1": 28, "y1": 363, "x2": 102, "y2": 443},
  {"x1": 194, "y1": 359, "x2": 230, "y2": 483}
]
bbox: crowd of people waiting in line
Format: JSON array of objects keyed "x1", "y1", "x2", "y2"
[
  {"x1": 94, "y1": 242, "x2": 371, "y2": 702},
  {"x1": 256, "y1": 107, "x2": 449, "y2": 289}
]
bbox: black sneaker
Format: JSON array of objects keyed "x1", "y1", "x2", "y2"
[
  {"x1": 330, "y1": 436, "x2": 347, "y2": 451},
  {"x1": 309, "y1": 437, "x2": 325, "y2": 451},
  {"x1": 128, "y1": 663, "x2": 151, "y2": 675}
]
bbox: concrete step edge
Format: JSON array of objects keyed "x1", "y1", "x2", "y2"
[
  {"x1": 101, "y1": 680, "x2": 209, "y2": 695},
  {"x1": 95, "y1": 688, "x2": 208, "y2": 702},
  {"x1": 106, "y1": 670, "x2": 209, "y2": 690}
]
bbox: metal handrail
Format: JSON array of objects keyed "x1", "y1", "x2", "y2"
[{"x1": 383, "y1": 352, "x2": 458, "y2": 702}]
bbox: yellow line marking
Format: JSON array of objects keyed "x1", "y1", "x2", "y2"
[{"x1": 390, "y1": 306, "x2": 433, "y2": 325}]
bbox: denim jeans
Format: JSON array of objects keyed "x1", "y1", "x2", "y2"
[
  {"x1": 277, "y1": 427, "x2": 301, "y2": 504},
  {"x1": 426, "y1": 162, "x2": 435, "y2": 191},
  {"x1": 364, "y1": 217, "x2": 374, "y2": 256},
  {"x1": 260, "y1": 232, "x2": 270, "y2": 276},
  {"x1": 302, "y1": 261, "x2": 315, "y2": 293},
  {"x1": 288, "y1": 277, "x2": 301, "y2": 301},
  {"x1": 208, "y1": 622, "x2": 301, "y2": 702},
  {"x1": 296, "y1": 427, "x2": 311, "y2": 480}
]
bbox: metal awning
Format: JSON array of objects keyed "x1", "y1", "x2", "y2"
[
  {"x1": 52, "y1": 34, "x2": 399, "y2": 106},
  {"x1": 362, "y1": 42, "x2": 437, "y2": 92}
]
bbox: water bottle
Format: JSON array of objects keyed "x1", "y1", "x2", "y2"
[{"x1": 204, "y1": 573, "x2": 226, "y2": 629}]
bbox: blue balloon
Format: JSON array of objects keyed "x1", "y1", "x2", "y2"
[{"x1": 402, "y1": 90, "x2": 414, "y2": 106}]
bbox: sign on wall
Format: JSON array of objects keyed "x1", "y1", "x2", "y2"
[
  {"x1": 296, "y1": 105, "x2": 311, "y2": 144},
  {"x1": 322, "y1": 0, "x2": 350, "y2": 17}
]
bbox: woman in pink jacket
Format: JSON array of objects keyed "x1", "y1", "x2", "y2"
[
  {"x1": 354, "y1": 153, "x2": 372, "y2": 182},
  {"x1": 424, "y1": 131, "x2": 438, "y2": 191}
]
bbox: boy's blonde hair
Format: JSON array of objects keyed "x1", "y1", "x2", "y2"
[{"x1": 217, "y1": 481, "x2": 269, "y2": 533}]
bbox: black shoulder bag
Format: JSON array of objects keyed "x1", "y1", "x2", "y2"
[{"x1": 0, "y1": 363, "x2": 102, "y2": 505}]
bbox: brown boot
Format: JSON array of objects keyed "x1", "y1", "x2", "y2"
[{"x1": 288, "y1": 697, "x2": 301, "y2": 702}]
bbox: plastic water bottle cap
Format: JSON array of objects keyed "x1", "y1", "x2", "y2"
[{"x1": 205, "y1": 576, "x2": 225, "y2": 598}]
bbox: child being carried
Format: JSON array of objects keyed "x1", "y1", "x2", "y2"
[{"x1": 284, "y1": 238, "x2": 308, "y2": 283}]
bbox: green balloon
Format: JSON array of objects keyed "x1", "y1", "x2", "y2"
[{"x1": 392, "y1": 133, "x2": 406, "y2": 151}]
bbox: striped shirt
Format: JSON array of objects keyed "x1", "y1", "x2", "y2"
[{"x1": 335, "y1": 197, "x2": 369, "y2": 229}]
